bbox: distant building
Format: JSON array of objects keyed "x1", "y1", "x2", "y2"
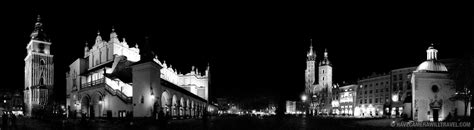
[
  {"x1": 0, "y1": 90, "x2": 24, "y2": 115},
  {"x1": 389, "y1": 67, "x2": 416, "y2": 117},
  {"x1": 335, "y1": 84, "x2": 357, "y2": 116},
  {"x1": 356, "y1": 74, "x2": 390, "y2": 117},
  {"x1": 286, "y1": 101, "x2": 296, "y2": 114},
  {"x1": 304, "y1": 41, "x2": 333, "y2": 115},
  {"x1": 24, "y1": 15, "x2": 55, "y2": 117}
]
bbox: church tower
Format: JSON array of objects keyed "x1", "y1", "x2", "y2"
[
  {"x1": 318, "y1": 48, "x2": 332, "y2": 91},
  {"x1": 305, "y1": 39, "x2": 316, "y2": 88},
  {"x1": 24, "y1": 15, "x2": 54, "y2": 117}
]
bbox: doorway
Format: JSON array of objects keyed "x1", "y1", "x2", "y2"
[{"x1": 432, "y1": 109, "x2": 439, "y2": 122}]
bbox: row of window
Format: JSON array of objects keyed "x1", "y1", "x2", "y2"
[{"x1": 359, "y1": 97, "x2": 389, "y2": 104}]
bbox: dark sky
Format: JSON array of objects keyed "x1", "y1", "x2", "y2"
[{"x1": 1, "y1": 5, "x2": 472, "y2": 102}]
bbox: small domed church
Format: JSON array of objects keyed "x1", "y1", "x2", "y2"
[{"x1": 410, "y1": 44, "x2": 457, "y2": 122}]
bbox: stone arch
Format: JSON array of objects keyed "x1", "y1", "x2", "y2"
[
  {"x1": 179, "y1": 97, "x2": 185, "y2": 118},
  {"x1": 92, "y1": 91, "x2": 105, "y2": 118},
  {"x1": 172, "y1": 95, "x2": 177, "y2": 117},
  {"x1": 186, "y1": 99, "x2": 190, "y2": 117},
  {"x1": 161, "y1": 91, "x2": 170, "y2": 115},
  {"x1": 80, "y1": 94, "x2": 91, "y2": 118},
  {"x1": 191, "y1": 101, "x2": 195, "y2": 118}
]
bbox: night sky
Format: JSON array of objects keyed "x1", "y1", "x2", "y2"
[{"x1": 1, "y1": 5, "x2": 472, "y2": 103}]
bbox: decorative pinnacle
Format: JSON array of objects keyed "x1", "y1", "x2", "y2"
[{"x1": 36, "y1": 15, "x2": 41, "y2": 22}]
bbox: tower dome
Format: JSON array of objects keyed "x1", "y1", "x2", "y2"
[{"x1": 415, "y1": 44, "x2": 448, "y2": 72}]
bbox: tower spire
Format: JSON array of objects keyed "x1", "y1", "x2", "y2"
[
  {"x1": 307, "y1": 39, "x2": 316, "y2": 60},
  {"x1": 320, "y1": 48, "x2": 331, "y2": 66},
  {"x1": 30, "y1": 14, "x2": 49, "y2": 42},
  {"x1": 324, "y1": 48, "x2": 328, "y2": 58}
]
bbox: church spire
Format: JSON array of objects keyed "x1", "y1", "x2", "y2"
[
  {"x1": 307, "y1": 39, "x2": 316, "y2": 61},
  {"x1": 30, "y1": 14, "x2": 49, "y2": 42},
  {"x1": 320, "y1": 48, "x2": 331, "y2": 66}
]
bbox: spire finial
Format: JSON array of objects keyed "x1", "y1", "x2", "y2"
[
  {"x1": 111, "y1": 26, "x2": 115, "y2": 32},
  {"x1": 36, "y1": 14, "x2": 41, "y2": 22},
  {"x1": 324, "y1": 48, "x2": 328, "y2": 58},
  {"x1": 97, "y1": 30, "x2": 101, "y2": 35}
]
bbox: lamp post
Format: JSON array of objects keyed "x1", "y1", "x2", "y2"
[{"x1": 301, "y1": 94, "x2": 308, "y2": 117}]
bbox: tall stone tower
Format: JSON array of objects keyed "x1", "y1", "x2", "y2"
[
  {"x1": 318, "y1": 48, "x2": 332, "y2": 91},
  {"x1": 24, "y1": 15, "x2": 54, "y2": 117},
  {"x1": 305, "y1": 40, "x2": 316, "y2": 88}
]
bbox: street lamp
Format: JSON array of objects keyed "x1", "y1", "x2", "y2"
[
  {"x1": 301, "y1": 94, "x2": 308, "y2": 116},
  {"x1": 301, "y1": 95, "x2": 307, "y2": 102}
]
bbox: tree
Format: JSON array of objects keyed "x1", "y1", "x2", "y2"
[{"x1": 449, "y1": 56, "x2": 474, "y2": 117}]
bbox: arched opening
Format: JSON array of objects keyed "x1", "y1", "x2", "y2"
[
  {"x1": 161, "y1": 91, "x2": 170, "y2": 117},
  {"x1": 180, "y1": 97, "x2": 184, "y2": 119},
  {"x1": 81, "y1": 95, "x2": 91, "y2": 118},
  {"x1": 172, "y1": 95, "x2": 177, "y2": 118},
  {"x1": 93, "y1": 92, "x2": 104, "y2": 118}
]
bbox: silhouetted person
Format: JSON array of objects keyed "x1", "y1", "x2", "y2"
[
  {"x1": 158, "y1": 110, "x2": 165, "y2": 129},
  {"x1": 11, "y1": 113, "x2": 17, "y2": 129},
  {"x1": 202, "y1": 110, "x2": 208, "y2": 130},
  {"x1": 2, "y1": 112, "x2": 7, "y2": 130},
  {"x1": 445, "y1": 112, "x2": 452, "y2": 121}
]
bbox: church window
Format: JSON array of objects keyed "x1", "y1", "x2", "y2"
[
  {"x1": 399, "y1": 74, "x2": 402, "y2": 80},
  {"x1": 375, "y1": 98, "x2": 378, "y2": 103},
  {"x1": 431, "y1": 85, "x2": 439, "y2": 93},
  {"x1": 369, "y1": 90, "x2": 372, "y2": 94},
  {"x1": 40, "y1": 59, "x2": 46, "y2": 66},
  {"x1": 141, "y1": 95, "x2": 144, "y2": 103},
  {"x1": 322, "y1": 70, "x2": 324, "y2": 74}
]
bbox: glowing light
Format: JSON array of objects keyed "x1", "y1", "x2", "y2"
[
  {"x1": 301, "y1": 95, "x2": 308, "y2": 102},
  {"x1": 392, "y1": 94, "x2": 399, "y2": 102}
]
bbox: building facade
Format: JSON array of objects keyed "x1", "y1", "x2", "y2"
[
  {"x1": 24, "y1": 15, "x2": 55, "y2": 117},
  {"x1": 337, "y1": 84, "x2": 357, "y2": 116},
  {"x1": 356, "y1": 74, "x2": 390, "y2": 117},
  {"x1": 65, "y1": 28, "x2": 212, "y2": 119},
  {"x1": 1, "y1": 89, "x2": 24, "y2": 115}
]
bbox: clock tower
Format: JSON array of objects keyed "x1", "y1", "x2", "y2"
[{"x1": 24, "y1": 15, "x2": 54, "y2": 117}]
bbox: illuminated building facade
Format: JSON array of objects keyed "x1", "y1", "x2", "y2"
[
  {"x1": 304, "y1": 41, "x2": 333, "y2": 115},
  {"x1": 389, "y1": 67, "x2": 416, "y2": 117},
  {"x1": 65, "y1": 28, "x2": 212, "y2": 119},
  {"x1": 356, "y1": 74, "x2": 390, "y2": 117},
  {"x1": 24, "y1": 15, "x2": 55, "y2": 117},
  {"x1": 0, "y1": 90, "x2": 24, "y2": 116},
  {"x1": 337, "y1": 85, "x2": 357, "y2": 116}
]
